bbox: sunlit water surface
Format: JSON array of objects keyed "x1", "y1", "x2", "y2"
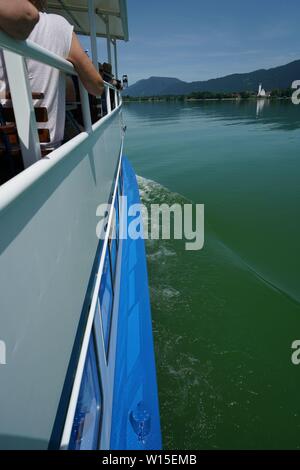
[{"x1": 123, "y1": 100, "x2": 300, "y2": 450}]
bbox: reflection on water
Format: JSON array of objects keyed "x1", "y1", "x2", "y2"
[
  {"x1": 256, "y1": 98, "x2": 266, "y2": 117},
  {"x1": 124, "y1": 101, "x2": 300, "y2": 450},
  {"x1": 125, "y1": 99, "x2": 300, "y2": 131}
]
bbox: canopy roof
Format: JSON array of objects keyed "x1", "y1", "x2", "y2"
[{"x1": 47, "y1": 0, "x2": 129, "y2": 41}]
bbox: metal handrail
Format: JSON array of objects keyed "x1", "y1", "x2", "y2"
[
  {"x1": 0, "y1": 30, "x2": 75, "y2": 75},
  {"x1": 0, "y1": 30, "x2": 117, "y2": 92},
  {"x1": 0, "y1": 30, "x2": 122, "y2": 212}
]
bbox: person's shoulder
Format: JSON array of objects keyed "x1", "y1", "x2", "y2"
[{"x1": 41, "y1": 12, "x2": 73, "y2": 30}]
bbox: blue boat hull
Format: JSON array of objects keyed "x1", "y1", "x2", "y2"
[{"x1": 110, "y1": 158, "x2": 162, "y2": 450}]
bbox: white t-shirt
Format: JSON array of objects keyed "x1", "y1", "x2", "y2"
[{"x1": 0, "y1": 12, "x2": 73, "y2": 148}]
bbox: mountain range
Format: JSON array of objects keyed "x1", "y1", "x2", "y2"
[{"x1": 124, "y1": 60, "x2": 300, "y2": 97}]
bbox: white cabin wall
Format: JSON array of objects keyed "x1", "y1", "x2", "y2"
[{"x1": 0, "y1": 110, "x2": 122, "y2": 449}]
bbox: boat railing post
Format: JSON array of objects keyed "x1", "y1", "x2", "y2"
[
  {"x1": 114, "y1": 88, "x2": 118, "y2": 108},
  {"x1": 88, "y1": 0, "x2": 98, "y2": 70},
  {"x1": 78, "y1": 81, "x2": 92, "y2": 132},
  {"x1": 106, "y1": 16, "x2": 112, "y2": 64},
  {"x1": 113, "y1": 39, "x2": 118, "y2": 80},
  {"x1": 105, "y1": 84, "x2": 112, "y2": 115},
  {"x1": 3, "y1": 50, "x2": 41, "y2": 167}
]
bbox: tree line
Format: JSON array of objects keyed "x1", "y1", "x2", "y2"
[{"x1": 123, "y1": 88, "x2": 293, "y2": 102}]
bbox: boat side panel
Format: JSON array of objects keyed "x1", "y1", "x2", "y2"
[
  {"x1": 0, "y1": 111, "x2": 122, "y2": 449},
  {"x1": 110, "y1": 158, "x2": 162, "y2": 451}
]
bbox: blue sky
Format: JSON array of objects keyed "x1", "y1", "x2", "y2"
[{"x1": 80, "y1": 0, "x2": 300, "y2": 85}]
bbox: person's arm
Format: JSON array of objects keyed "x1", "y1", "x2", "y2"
[
  {"x1": 0, "y1": 0, "x2": 39, "y2": 40},
  {"x1": 67, "y1": 33, "x2": 104, "y2": 97}
]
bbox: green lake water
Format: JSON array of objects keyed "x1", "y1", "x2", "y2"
[{"x1": 123, "y1": 100, "x2": 300, "y2": 450}]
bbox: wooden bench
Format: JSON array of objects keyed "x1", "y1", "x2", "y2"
[{"x1": 0, "y1": 93, "x2": 50, "y2": 184}]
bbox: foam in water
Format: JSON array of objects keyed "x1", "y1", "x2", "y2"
[{"x1": 137, "y1": 172, "x2": 300, "y2": 450}]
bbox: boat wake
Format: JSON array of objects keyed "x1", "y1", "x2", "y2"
[
  {"x1": 137, "y1": 174, "x2": 300, "y2": 450},
  {"x1": 137, "y1": 174, "x2": 299, "y2": 306}
]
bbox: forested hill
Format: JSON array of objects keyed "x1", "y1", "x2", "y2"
[{"x1": 124, "y1": 60, "x2": 300, "y2": 97}]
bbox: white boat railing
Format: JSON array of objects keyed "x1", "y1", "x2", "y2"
[
  {"x1": 0, "y1": 29, "x2": 122, "y2": 212},
  {"x1": 61, "y1": 140, "x2": 124, "y2": 450},
  {"x1": 0, "y1": 6, "x2": 127, "y2": 450},
  {"x1": 0, "y1": 31, "x2": 120, "y2": 168}
]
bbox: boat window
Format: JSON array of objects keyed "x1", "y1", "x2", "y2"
[
  {"x1": 99, "y1": 249, "x2": 114, "y2": 355},
  {"x1": 69, "y1": 335, "x2": 102, "y2": 450}
]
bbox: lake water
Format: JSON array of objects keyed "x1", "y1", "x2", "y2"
[{"x1": 123, "y1": 100, "x2": 300, "y2": 450}]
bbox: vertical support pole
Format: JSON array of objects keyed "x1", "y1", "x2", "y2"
[
  {"x1": 106, "y1": 17, "x2": 112, "y2": 64},
  {"x1": 114, "y1": 89, "x2": 118, "y2": 109},
  {"x1": 88, "y1": 0, "x2": 98, "y2": 69},
  {"x1": 78, "y1": 81, "x2": 92, "y2": 132},
  {"x1": 3, "y1": 50, "x2": 41, "y2": 167},
  {"x1": 113, "y1": 39, "x2": 118, "y2": 79},
  {"x1": 105, "y1": 85, "x2": 112, "y2": 115}
]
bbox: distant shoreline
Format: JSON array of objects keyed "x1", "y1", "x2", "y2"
[
  {"x1": 123, "y1": 96, "x2": 292, "y2": 103},
  {"x1": 186, "y1": 96, "x2": 291, "y2": 102}
]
